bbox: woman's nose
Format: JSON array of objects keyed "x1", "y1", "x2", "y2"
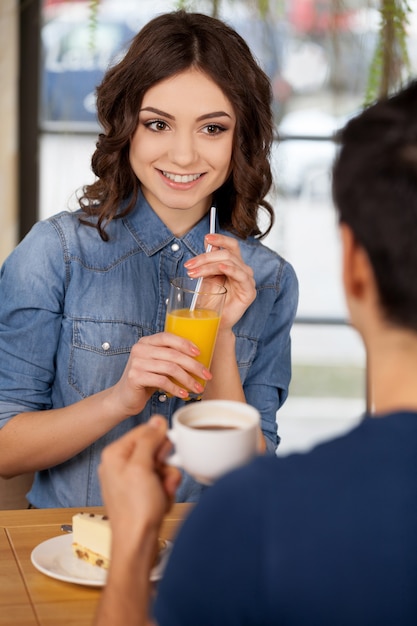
[{"x1": 168, "y1": 132, "x2": 197, "y2": 166}]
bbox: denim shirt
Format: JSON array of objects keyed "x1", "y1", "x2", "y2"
[{"x1": 0, "y1": 193, "x2": 298, "y2": 507}]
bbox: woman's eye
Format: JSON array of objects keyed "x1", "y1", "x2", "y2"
[
  {"x1": 145, "y1": 120, "x2": 169, "y2": 132},
  {"x1": 203, "y1": 124, "x2": 226, "y2": 135}
]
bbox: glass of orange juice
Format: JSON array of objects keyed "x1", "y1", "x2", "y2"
[{"x1": 165, "y1": 276, "x2": 227, "y2": 400}]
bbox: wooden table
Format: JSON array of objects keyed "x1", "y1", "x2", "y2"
[{"x1": 0, "y1": 504, "x2": 192, "y2": 626}]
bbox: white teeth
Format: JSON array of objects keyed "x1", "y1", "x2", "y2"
[{"x1": 162, "y1": 171, "x2": 201, "y2": 183}]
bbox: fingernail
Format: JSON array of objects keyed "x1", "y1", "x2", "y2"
[{"x1": 149, "y1": 416, "x2": 164, "y2": 429}]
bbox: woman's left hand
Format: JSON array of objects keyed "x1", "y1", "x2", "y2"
[{"x1": 184, "y1": 233, "x2": 256, "y2": 330}]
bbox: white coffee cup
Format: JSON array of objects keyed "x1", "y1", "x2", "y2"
[{"x1": 167, "y1": 400, "x2": 260, "y2": 485}]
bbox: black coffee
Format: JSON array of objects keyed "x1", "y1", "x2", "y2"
[{"x1": 192, "y1": 425, "x2": 239, "y2": 431}]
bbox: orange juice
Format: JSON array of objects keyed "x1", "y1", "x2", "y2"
[{"x1": 165, "y1": 308, "x2": 221, "y2": 387}]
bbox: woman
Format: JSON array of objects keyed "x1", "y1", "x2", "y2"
[{"x1": 0, "y1": 11, "x2": 298, "y2": 507}]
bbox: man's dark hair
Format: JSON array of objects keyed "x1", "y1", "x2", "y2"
[{"x1": 333, "y1": 81, "x2": 417, "y2": 330}]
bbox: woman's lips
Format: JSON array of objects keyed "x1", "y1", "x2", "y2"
[{"x1": 161, "y1": 170, "x2": 202, "y2": 184}]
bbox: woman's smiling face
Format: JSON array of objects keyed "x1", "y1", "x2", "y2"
[{"x1": 129, "y1": 68, "x2": 236, "y2": 235}]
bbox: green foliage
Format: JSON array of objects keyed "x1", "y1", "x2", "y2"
[
  {"x1": 365, "y1": 0, "x2": 412, "y2": 105},
  {"x1": 256, "y1": 0, "x2": 269, "y2": 19},
  {"x1": 88, "y1": 0, "x2": 100, "y2": 50}
]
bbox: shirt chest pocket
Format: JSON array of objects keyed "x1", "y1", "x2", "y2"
[{"x1": 69, "y1": 320, "x2": 143, "y2": 398}]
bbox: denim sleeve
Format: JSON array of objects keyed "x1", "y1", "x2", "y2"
[
  {"x1": 0, "y1": 220, "x2": 67, "y2": 424},
  {"x1": 243, "y1": 261, "x2": 299, "y2": 454}
]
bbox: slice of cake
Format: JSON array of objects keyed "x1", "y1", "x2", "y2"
[
  {"x1": 72, "y1": 512, "x2": 111, "y2": 569},
  {"x1": 71, "y1": 512, "x2": 168, "y2": 570}
]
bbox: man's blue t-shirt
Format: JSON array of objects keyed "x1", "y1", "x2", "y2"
[{"x1": 154, "y1": 412, "x2": 417, "y2": 625}]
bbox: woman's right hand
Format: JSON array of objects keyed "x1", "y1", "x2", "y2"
[{"x1": 109, "y1": 332, "x2": 212, "y2": 419}]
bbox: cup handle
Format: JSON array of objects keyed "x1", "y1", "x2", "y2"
[
  {"x1": 167, "y1": 429, "x2": 176, "y2": 445},
  {"x1": 166, "y1": 430, "x2": 181, "y2": 468},
  {"x1": 166, "y1": 452, "x2": 182, "y2": 468}
]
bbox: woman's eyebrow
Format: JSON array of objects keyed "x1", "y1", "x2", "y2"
[
  {"x1": 139, "y1": 106, "x2": 232, "y2": 122},
  {"x1": 196, "y1": 111, "x2": 233, "y2": 122},
  {"x1": 139, "y1": 106, "x2": 174, "y2": 119}
]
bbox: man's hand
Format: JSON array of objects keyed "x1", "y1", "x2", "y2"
[
  {"x1": 94, "y1": 417, "x2": 182, "y2": 626},
  {"x1": 98, "y1": 416, "x2": 182, "y2": 544}
]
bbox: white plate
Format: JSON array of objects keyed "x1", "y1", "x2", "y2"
[{"x1": 31, "y1": 534, "x2": 173, "y2": 587}]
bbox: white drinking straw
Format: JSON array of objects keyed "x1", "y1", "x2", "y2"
[{"x1": 189, "y1": 204, "x2": 216, "y2": 311}]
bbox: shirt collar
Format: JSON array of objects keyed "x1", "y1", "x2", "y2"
[{"x1": 123, "y1": 190, "x2": 215, "y2": 257}]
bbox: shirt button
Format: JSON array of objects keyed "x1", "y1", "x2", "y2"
[
  {"x1": 171, "y1": 243, "x2": 180, "y2": 252},
  {"x1": 158, "y1": 393, "x2": 167, "y2": 403},
  {"x1": 102, "y1": 342, "x2": 110, "y2": 351}
]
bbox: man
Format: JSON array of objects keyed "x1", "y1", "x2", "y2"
[{"x1": 94, "y1": 82, "x2": 417, "y2": 625}]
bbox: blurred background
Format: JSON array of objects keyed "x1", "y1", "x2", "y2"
[{"x1": 2, "y1": 0, "x2": 417, "y2": 460}]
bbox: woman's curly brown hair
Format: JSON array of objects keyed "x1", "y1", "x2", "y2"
[{"x1": 79, "y1": 10, "x2": 275, "y2": 241}]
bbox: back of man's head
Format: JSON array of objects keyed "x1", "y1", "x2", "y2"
[{"x1": 333, "y1": 81, "x2": 417, "y2": 331}]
